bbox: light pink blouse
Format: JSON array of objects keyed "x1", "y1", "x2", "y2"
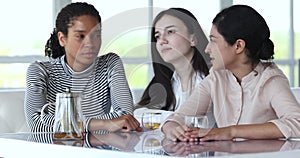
[{"x1": 165, "y1": 62, "x2": 300, "y2": 138}]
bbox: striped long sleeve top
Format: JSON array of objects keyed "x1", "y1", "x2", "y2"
[{"x1": 24, "y1": 53, "x2": 133, "y2": 132}]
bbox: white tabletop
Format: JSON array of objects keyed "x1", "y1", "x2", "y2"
[
  {"x1": 0, "y1": 137, "x2": 167, "y2": 158},
  {"x1": 1, "y1": 131, "x2": 300, "y2": 158}
]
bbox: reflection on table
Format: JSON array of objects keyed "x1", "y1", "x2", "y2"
[
  {"x1": 161, "y1": 138, "x2": 300, "y2": 157},
  {"x1": 1, "y1": 130, "x2": 300, "y2": 157}
]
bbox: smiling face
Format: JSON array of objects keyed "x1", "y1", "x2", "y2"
[
  {"x1": 154, "y1": 15, "x2": 195, "y2": 66},
  {"x1": 205, "y1": 25, "x2": 237, "y2": 70},
  {"x1": 58, "y1": 15, "x2": 101, "y2": 71}
]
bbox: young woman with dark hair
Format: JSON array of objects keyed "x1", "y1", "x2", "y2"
[
  {"x1": 162, "y1": 5, "x2": 300, "y2": 141},
  {"x1": 135, "y1": 8, "x2": 210, "y2": 113},
  {"x1": 25, "y1": 2, "x2": 142, "y2": 133}
]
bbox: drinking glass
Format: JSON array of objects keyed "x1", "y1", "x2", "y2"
[
  {"x1": 142, "y1": 112, "x2": 162, "y2": 130},
  {"x1": 184, "y1": 115, "x2": 208, "y2": 128}
]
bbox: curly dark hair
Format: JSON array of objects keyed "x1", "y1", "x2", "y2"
[{"x1": 45, "y1": 2, "x2": 101, "y2": 59}]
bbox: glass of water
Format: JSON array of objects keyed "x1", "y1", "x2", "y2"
[{"x1": 184, "y1": 115, "x2": 208, "y2": 128}]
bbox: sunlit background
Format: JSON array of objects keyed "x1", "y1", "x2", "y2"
[{"x1": 0, "y1": 0, "x2": 299, "y2": 89}]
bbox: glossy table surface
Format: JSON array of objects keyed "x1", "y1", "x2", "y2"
[{"x1": 1, "y1": 130, "x2": 300, "y2": 158}]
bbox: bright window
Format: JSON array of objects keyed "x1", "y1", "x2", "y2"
[
  {"x1": 0, "y1": 0, "x2": 298, "y2": 88},
  {"x1": 0, "y1": 0, "x2": 52, "y2": 88}
]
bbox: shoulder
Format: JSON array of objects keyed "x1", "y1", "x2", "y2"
[
  {"x1": 257, "y1": 63, "x2": 292, "y2": 101},
  {"x1": 260, "y1": 62, "x2": 286, "y2": 77},
  {"x1": 257, "y1": 62, "x2": 289, "y2": 86},
  {"x1": 98, "y1": 52, "x2": 121, "y2": 62},
  {"x1": 26, "y1": 61, "x2": 51, "y2": 80},
  {"x1": 96, "y1": 52, "x2": 123, "y2": 69},
  {"x1": 29, "y1": 57, "x2": 62, "y2": 68},
  {"x1": 27, "y1": 58, "x2": 62, "y2": 76},
  {"x1": 28, "y1": 61, "x2": 51, "y2": 73}
]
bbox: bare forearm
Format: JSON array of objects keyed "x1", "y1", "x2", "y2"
[
  {"x1": 88, "y1": 119, "x2": 107, "y2": 131},
  {"x1": 231, "y1": 122, "x2": 284, "y2": 139}
]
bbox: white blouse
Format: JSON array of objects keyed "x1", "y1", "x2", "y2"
[
  {"x1": 134, "y1": 71, "x2": 206, "y2": 125},
  {"x1": 171, "y1": 71, "x2": 205, "y2": 110}
]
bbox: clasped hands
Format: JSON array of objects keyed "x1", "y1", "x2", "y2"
[{"x1": 163, "y1": 122, "x2": 234, "y2": 142}]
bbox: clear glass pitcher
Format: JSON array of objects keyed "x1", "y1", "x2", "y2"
[{"x1": 41, "y1": 88, "x2": 85, "y2": 140}]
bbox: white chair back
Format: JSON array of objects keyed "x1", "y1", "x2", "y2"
[{"x1": 0, "y1": 89, "x2": 29, "y2": 133}]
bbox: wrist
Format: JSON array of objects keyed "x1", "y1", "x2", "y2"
[
  {"x1": 162, "y1": 121, "x2": 173, "y2": 134},
  {"x1": 229, "y1": 125, "x2": 237, "y2": 139},
  {"x1": 162, "y1": 121, "x2": 178, "y2": 134}
]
